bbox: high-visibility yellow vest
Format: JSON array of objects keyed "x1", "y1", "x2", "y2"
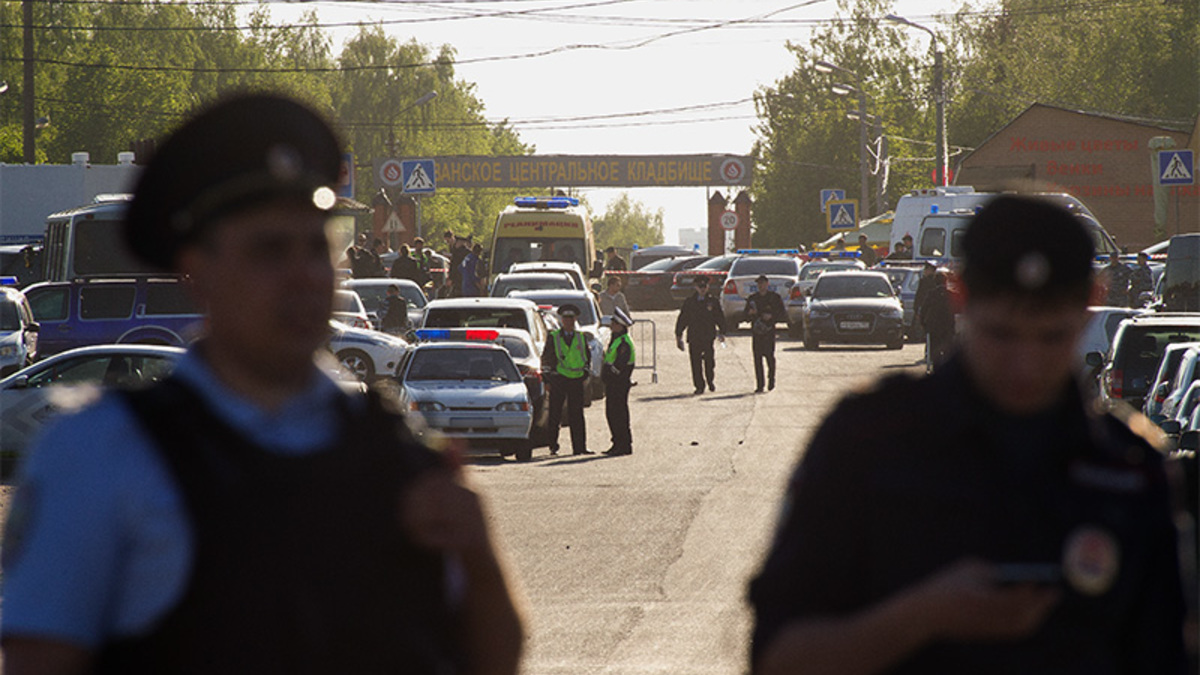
[
  {"x1": 554, "y1": 331, "x2": 587, "y2": 379},
  {"x1": 604, "y1": 333, "x2": 636, "y2": 366}
]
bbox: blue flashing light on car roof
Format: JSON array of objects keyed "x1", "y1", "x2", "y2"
[
  {"x1": 808, "y1": 251, "x2": 862, "y2": 259},
  {"x1": 514, "y1": 196, "x2": 579, "y2": 209},
  {"x1": 415, "y1": 329, "x2": 451, "y2": 341},
  {"x1": 0, "y1": 276, "x2": 18, "y2": 286},
  {"x1": 735, "y1": 249, "x2": 800, "y2": 255},
  {"x1": 930, "y1": 204, "x2": 940, "y2": 214}
]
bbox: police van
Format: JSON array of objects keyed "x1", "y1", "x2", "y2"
[
  {"x1": 889, "y1": 186, "x2": 1120, "y2": 260},
  {"x1": 489, "y1": 196, "x2": 596, "y2": 281}
]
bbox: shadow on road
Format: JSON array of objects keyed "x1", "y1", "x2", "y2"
[{"x1": 636, "y1": 392, "x2": 700, "y2": 402}]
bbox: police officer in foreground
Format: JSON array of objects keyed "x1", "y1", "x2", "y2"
[
  {"x1": 749, "y1": 195, "x2": 1186, "y2": 674},
  {"x1": 675, "y1": 275, "x2": 727, "y2": 395},
  {"x1": 602, "y1": 307, "x2": 636, "y2": 456},
  {"x1": 745, "y1": 274, "x2": 785, "y2": 393},
  {"x1": 0, "y1": 94, "x2": 524, "y2": 675},
  {"x1": 541, "y1": 303, "x2": 591, "y2": 456}
]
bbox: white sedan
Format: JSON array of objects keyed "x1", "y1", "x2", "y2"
[
  {"x1": 327, "y1": 320, "x2": 409, "y2": 382},
  {"x1": 0, "y1": 344, "x2": 185, "y2": 472},
  {"x1": 398, "y1": 341, "x2": 534, "y2": 461}
]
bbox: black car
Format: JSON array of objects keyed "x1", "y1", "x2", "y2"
[
  {"x1": 669, "y1": 254, "x2": 740, "y2": 304},
  {"x1": 802, "y1": 271, "x2": 905, "y2": 350},
  {"x1": 613, "y1": 255, "x2": 709, "y2": 310}
]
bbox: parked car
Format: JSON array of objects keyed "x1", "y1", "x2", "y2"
[
  {"x1": 0, "y1": 344, "x2": 185, "y2": 474},
  {"x1": 720, "y1": 255, "x2": 803, "y2": 330},
  {"x1": 1143, "y1": 341, "x2": 1200, "y2": 420},
  {"x1": 1156, "y1": 345, "x2": 1200, "y2": 422},
  {"x1": 506, "y1": 261, "x2": 587, "y2": 289},
  {"x1": 670, "y1": 254, "x2": 740, "y2": 303},
  {"x1": 489, "y1": 272, "x2": 577, "y2": 297},
  {"x1": 397, "y1": 341, "x2": 535, "y2": 461},
  {"x1": 1097, "y1": 313, "x2": 1200, "y2": 411},
  {"x1": 508, "y1": 289, "x2": 608, "y2": 401},
  {"x1": 629, "y1": 244, "x2": 702, "y2": 270},
  {"x1": 421, "y1": 297, "x2": 550, "y2": 357},
  {"x1": 326, "y1": 320, "x2": 409, "y2": 382},
  {"x1": 332, "y1": 289, "x2": 372, "y2": 330},
  {"x1": 0, "y1": 286, "x2": 39, "y2": 377},
  {"x1": 876, "y1": 263, "x2": 927, "y2": 341},
  {"x1": 801, "y1": 271, "x2": 905, "y2": 350},
  {"x1": 1077, "y1": 306, "x2": 1151, "y2": 388},
  {"x1": 22, "y1": 276, "x2": 204, "y2": 357},
  {"x1": 341, "y1": 278, "x2": 428, "y2": 329},
  {"x1": 614, "y1": 255, "x2": 708, "y2": 310}
]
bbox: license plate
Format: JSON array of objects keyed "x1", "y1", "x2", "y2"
[
  {"x1": 839, "y1": 321, "x2": 869, "y2": 330},
  {"x1": 449, "y1": 417, "x2": 493, "y2": 428}
]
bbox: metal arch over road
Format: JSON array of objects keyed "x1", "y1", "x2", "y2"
[{"x1": 374, "y1": 154, "x2": 754, "y2": 190}]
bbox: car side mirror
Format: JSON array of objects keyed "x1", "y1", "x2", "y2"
[
  {"x1": 1179, "y1": 430, "x2": 1199, "y2": 452},
  {"x1": 1160, "y1": 419, "x2": 1182, "y2": 436},
  {"x1": 12, "y1": 374, "x2": 29, "y2": 388},
  {"x1": 1084, "y1": 351, "x2": 1105, "y2": 368}
]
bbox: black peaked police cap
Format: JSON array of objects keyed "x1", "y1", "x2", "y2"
[
  {"x1": 961, "y1": 195, "x2": 1094, "y2": 302},
  {"x1": 125, "y1": 93, "x2": 342, "y2": 271}
]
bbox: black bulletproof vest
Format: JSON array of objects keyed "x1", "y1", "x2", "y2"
[{"x1": 98, "y1": 378, "x2": 460, "y2": 675}]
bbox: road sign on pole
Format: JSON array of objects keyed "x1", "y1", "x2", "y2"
[
  {"x1": 720, "y1": 211, "x2": 739, "y2": 231},
  {"x1": 1158, "y1": 150, "x2": 1194, "y2": 186},
  {"x1": 826, "y1": 199, "x2": 858, "y2": 233},
  {"x1": 401, "y1": 159, "x2": 437, "y2": 194},
  {"x1": 820, "y1": 189, "x2": 845, "y2": 214}
]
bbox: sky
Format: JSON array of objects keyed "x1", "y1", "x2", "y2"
[{"x1": 260, "y1": 0, "x2": 973, "y2": 245}]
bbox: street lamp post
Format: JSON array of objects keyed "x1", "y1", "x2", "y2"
[
  {"x1": 818, "y1": 61, "x2": 872, "y2": 219},
  {"x1": 885, "y1": 14, "x2": 948, "y2": 187}
]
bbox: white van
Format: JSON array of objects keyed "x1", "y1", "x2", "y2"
[{"x1": 889, "y1": 186, "x2": 1120, "y2": 258}]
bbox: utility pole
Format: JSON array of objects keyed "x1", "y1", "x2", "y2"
[
  {"x1": 857, "y1": 88, "x2": 870, "y2": 218},
  {"x1": 23, "y1": 0, "x2": 34, "y2": 164},
  {"x1": 933, "y1": 47, "x2": 947, "y2": 186}
]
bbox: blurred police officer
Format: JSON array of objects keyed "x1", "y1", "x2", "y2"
[
  {"x1": 857, "y1": 233, "x2": 878, "y2": 267},
  {"x1": 750, "y1": 195, "x2": 1186, "y2": 674},
  {"x1": 1128, "y1": 250, "x2": 1154, "y2": 307},
  {"x1": 745, "y1": 274, "x2": 785, "y2": 393},
  {"x1": 0, "y1": 94, "x2": 524, "y2": 675},
  {"x1": 380, "y1": 282, "x2": 410, "y2": 335},
  {"x1": 541, "y1": 303, "x2": 591, "y2": 455},
  {"x1": 675, "y1": 275, "x2": 727, "y2": 395},
  {"x1": 602, "y1": 308, "x2": 636, "y2": 456}
]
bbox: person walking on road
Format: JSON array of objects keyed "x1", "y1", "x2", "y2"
[
  {"x1": 745, "y1": 274, "x2": 785, "y2": 393},
  {"x1": 390, "y1": 243, "x2": 426, "y2": 285},
  {"x1": 857, "y1": 233, "x2": 878, "y2": 267},
  {"x1": 379, "y1": 282, "x2": 411, "y2": 335},
  {"x1": 602, "y1": 307, "x2": 636, "y2": 456},
  {"x1": 604, "y1": 246, "x2": 627, "y2": 272},
  {"x1": 1101, "y1": 252, "x2": 1131, "y2": 307},
  {"x1": 541, "y1": 303, "x2": 592, "y2": 456},
  {"x1": 749, "y1": 195, "x2": 1186, "y2": 675},
  {"x1": 922, "y1": 270, "x2": 957, "y2": 371},
  {"x1": 0, "y1": 93, "x2": 524, "y2": 675},
  {"x1": 675, "y1": 275, "x2": 726, "y2": 395},
  {"x1": 1128, "y1": 250, "x2": 1154, "y2": 307},
  {"x1": 460, "y1": 243, "x2": 485, "y2": 297}
]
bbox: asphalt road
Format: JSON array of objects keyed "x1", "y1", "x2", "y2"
[{"x1": 466, "y1": 310, "x2": 926, "y2": 674}]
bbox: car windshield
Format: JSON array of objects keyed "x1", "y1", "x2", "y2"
[
  {"x1": 425, "y1": 307, "x2": 529, "y2": 330},
  {"x1": 492, "y1": 274, "x2": 574, "y2": 296},
  {"x1": 637, "y1": 257, "x2": 687, "y2": 272},
  {"x1": 510, "y1": 294, "x2": 598, "y2": 326},
  {"x1": 333, "y1": 290, "x2": 364, "y2": 313},
  {"x1": 814, "y1": 275, "x2": 894, "y2": 299},
  {"x1": 406, "y1": 348, "x2": 520, "y2": 382},
  {"x1": 0, "y1": 300, "x2": 19, "y2": 331},
  {"x1": 693, "y1": 256, "x2": 736, "y2": 271},
  {"x1": 730, "y1": 258, "x2": 797, "y2": 276}
]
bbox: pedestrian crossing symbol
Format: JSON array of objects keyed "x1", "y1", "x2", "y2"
[
  {"x1": 1158, "y1": 150, "x2": 1194, "y2": 186},
  {"x1": 401, "y1": 159, "x2": 437, "y2": 194},
  {"x1": 826, "y1": 199, "x2": 858, "y2": 233}
]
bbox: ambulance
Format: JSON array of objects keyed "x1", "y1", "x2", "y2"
[{"x1": 488, "y1": 196, "x2": 596, "y2": 280}]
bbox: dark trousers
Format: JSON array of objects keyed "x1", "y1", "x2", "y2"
[
  {"x1": 547, "y1": 375, "x2": 586, "y2": 453},
  {"x1": 605, "y1": 379, "x2": 632, "y2": 453},
  {"x1": 752, "y1": 332, "x2": 776, "y2": 389},
  {"x1": 688, "y1": 340, "x2": 715, "y2": 390}
]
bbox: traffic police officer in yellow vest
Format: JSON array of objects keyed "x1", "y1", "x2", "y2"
[
  {"x1": 603, "y1": 307, "x2": 636, "y2": 456},
  {"x1": 541, "y1": 303, "x2": 592, "y2": 455}
]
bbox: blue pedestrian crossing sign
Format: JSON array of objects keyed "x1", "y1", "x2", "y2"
[
  {"x1": 826, "y1": 199, "x2": 858, "y2": 233},
  {"x1": 820, "y1": 189, "x2": 845, "y2": 214},
  {"x1": 401, "y1": 159, "x2": 437, "y2": 194},
  {"x1": 1158, "y1": 150, "x2": 1194, "y2": 186}
]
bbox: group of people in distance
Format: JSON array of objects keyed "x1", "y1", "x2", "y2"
[{"x1": 2, "y1": 93, "x2": 1189, "y2": 675}]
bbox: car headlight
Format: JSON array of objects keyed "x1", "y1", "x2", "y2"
[
  {"x1": 0, "y1": 345, "x2": 16, "y2": 358},
  {"x1": 882, "y1": 307, "x2": 903, "y2": 319},
  {"x1": 496, "y1": 401, "x2": 529, "y2": 412},
  {"x1": 411, "y1": 401, "x2": 446, "y2": 412},
  {"x1": 808, "y1": 308, "x2": 830, "y2": 319}
]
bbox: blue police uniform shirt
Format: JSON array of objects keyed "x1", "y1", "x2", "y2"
[{"x1": 1, "y1": 349, "x2": 347, "y2": 648}]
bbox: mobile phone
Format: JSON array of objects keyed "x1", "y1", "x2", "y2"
[{"x1": 993, "y1": 563, "x2": 1061, "y2": 586}]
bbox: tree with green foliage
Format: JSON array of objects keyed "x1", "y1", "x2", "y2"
[{"x1": 593, "y1": 193, "x2": 665, "y2": 251}]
